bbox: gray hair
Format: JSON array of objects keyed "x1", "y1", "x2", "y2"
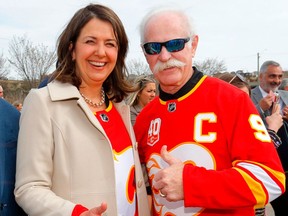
[
  {"x1": 259, "y1": 60, "x2": 281, "y2": 74},
  {"x1": 279, "y1": 78, "x2": 288, "y2": 90},
  {"x1": 139, "y1": 6, "x2": 196, "y2": 44}
]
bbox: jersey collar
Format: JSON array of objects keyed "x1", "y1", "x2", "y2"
[{"x1": 159, "y1": 67, "x2": 204, "y2": 101}]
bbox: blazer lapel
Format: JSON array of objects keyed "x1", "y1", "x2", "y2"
[
  {"x1": 47, "y1": 80, "x2": 107, "y2": 136},
  {"x1": 252, "y1": 86, "x2": 263, "y2": 104}
]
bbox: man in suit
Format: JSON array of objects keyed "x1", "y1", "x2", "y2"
[
  {"x1": 0, "y1": 98, "x2": 26, "y2": 215},
  {"x1": 251, "y1": 60, "x2": 288, "y2": 216}
]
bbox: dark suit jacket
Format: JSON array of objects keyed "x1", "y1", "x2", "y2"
[
  {"x1": 251, "y1": 86, "x2": 288, "y2": 171},
  {"x1": 0, "y1": 98, "x2": 26, "y2": 215}
]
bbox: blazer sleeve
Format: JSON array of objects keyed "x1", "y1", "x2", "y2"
[{"x1": 14, "y1": 89, "x2": 75, "y2": 216}]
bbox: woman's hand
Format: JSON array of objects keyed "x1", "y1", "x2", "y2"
[{"x1": 80, "y1": 202, "x2": 107, "y2": 216}]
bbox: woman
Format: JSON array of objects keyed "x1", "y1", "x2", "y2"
[
  {"x1": 14, "y1": 4, "x2": 150, "y2": 216},
  {"x1": 127, "y1": 75, "x2": 156, "y2": 125}
]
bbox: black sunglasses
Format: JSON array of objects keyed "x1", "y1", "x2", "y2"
[{"x1": 143, "y1": 37, "x2": 190, "y2": 55}]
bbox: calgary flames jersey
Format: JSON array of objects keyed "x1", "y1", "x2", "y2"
[
  {"x1": 134, "y1": 70, "x2": 285, "y2": 216},
  {"x1": 96, "y1": 102, "x2": 137, "y2": 216}
]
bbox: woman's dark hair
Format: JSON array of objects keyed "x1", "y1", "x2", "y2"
[{"x1": 51, "y1": 4, "x2": 132, "y2": 102}]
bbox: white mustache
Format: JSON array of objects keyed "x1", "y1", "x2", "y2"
[{"x1": 153, "y1": 59, "x2": 186, "y2": 73}]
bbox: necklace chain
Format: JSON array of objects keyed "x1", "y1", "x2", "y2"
[{"x1": 80, "y1": 88, "x2": 105, "y2": 107}]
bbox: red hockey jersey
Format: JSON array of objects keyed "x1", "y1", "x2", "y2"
[{"x1": 134, "y1": 73, "x2": 285, "y2": 216}]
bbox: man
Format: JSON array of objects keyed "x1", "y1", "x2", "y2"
[
  {"x1": 0, "y1": 85, "x2": 3, "y2": 98},
  {"x1": 0, "y1": 98, "x2": 26, "y2": 215},
  {"x1": 134, "y1": 7, "x2": 285, "y2": 215},
  {"x1": 251, "y1": 60, "x2": 288, "y2": 215}
]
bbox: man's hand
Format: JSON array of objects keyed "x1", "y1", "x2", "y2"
[
  {"x1": 266, "y1": 103, "x2": 283, "y2": 132},
  {"x1": 153, "y1": 145, "x2": 184, "y2": 202},
  {"x1": 259, "y1": 90, "x2": 274, "y2": 111},
  {"x1": 80, "y1": 202, "x2": 107, "y2": 216}
]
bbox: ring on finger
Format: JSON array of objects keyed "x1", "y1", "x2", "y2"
[{"x1": 159, "y1": 190, "x2": 167, "y2": 198}]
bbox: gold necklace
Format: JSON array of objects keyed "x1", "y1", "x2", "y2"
[{"x1": 80, "y1": 88, "x2": 105, "y2": 107}]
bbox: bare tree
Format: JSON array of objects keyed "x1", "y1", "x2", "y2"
[
  {"x1": 8, "y1": 35, "x2": 57, "y2": 88},
  {"x1": 194, "y1": 58, "x2": 227, "y2": 75},
  {"x1": 0, "y1": 53, "x2": 9, "y2": 79},
  {"x1": 127, "y1": 58, "x2": 151, "y2": 75}
]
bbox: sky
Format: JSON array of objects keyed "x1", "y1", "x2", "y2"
[{"x1": 0, "y1": 0, "x2": 288, "y2": 78}]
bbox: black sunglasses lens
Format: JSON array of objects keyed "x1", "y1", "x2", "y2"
[
  {"x1": 144, "y1": 43, "x2": 161, "y2": 55},
  {"x1": 166, "y1": 39, "x2": 185, "y2": 52},
  {"x1": 144, "y1": 38, "x2": 190, "y2": 55}
]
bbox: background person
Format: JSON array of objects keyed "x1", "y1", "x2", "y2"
[
  {"x1": 12, "y1": 100, "x2": 23, "y2": 112},
  {"x1": 0, "y1": 98, "x2": 26, "y2": 216},
  {"x1": 251, "y1": 60, "x2": 288, "y2": 215},
  {"x1": 251, "y1": 61, "x2": 288, "y2": 120},
  {"x1": 126, "y1": 75, "x2": 157, "y2": 125},
  {"x1": 278, "y1": 78, "x2": 288, "y2": 91},
  {"x1": 14, "y1": 4, "x2": 149, "y2": 216},
  {"x1": 134, "y1": 7, "x2": 285, "y2": 216},
  {"x1": 215, "y1": 72, "x2": 251, "y2": 95},
  {"x1": 0, "y1": 85, "x2": 4, "y2": 98}
]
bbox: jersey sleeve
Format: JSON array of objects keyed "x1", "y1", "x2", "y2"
[{"x1": 183, "y1": 92, "x2": 285, "y2": 209}]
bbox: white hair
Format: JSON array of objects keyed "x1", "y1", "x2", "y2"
[{"x1": 139, "y1": 5, "x2": 196, "y2": 44}]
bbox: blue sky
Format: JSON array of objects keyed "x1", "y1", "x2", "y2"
[{"x1": 0, "y1": 0, "x2": 288, "y2": 77}]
